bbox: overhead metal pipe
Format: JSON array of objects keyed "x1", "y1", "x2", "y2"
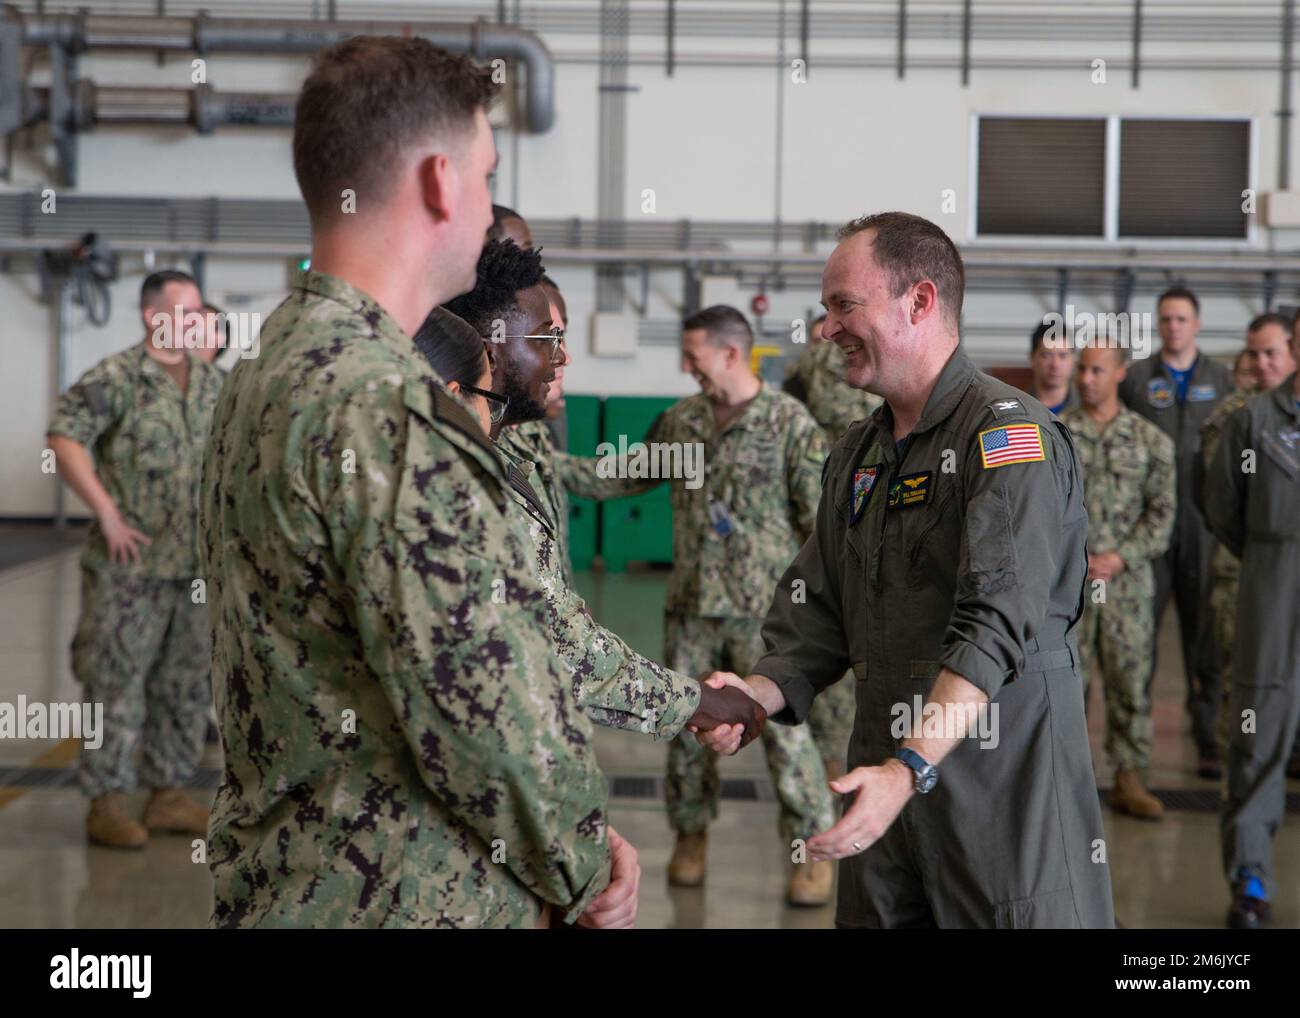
[
  {"x1": 16, "y1": 11, "x2": 557, "y2": 131},
  {"x1": 25, "y1": 82, "x2": 297, "y2": 132},
  {"x1": 3, "y1": 236, "x2": 1298, "y2": 277}
]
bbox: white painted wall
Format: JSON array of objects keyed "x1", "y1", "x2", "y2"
[{"x1": 1, "y1": 2, "x2": 1294, "y2": 516}]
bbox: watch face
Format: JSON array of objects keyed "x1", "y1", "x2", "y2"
[{"x1": 918, "y1": 768, "x2": 939, "y2": 794}]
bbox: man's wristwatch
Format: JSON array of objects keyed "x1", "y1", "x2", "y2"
[{"x1": 895, "y1": 747, "x2": 939, "y2": 794}]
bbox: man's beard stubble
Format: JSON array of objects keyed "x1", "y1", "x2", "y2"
[{"x1": 499, "y1": 355, "x2": 548, "y2": 426}]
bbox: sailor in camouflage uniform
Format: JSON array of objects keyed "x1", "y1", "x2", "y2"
[
  {"x1": 431, "y1": 251, "x2": 766, "y2": 744},
  {"x1": 200, "y1": 37, "x2": 638, "y2": 929},
  {"x1": 47, "y1": 269, "x2": 222, "y2": 849},
  {"x1": 506, "y1": 418, "x2": 573, "y2": 578},
  {"x1": 1119, "y1": 287, "x2": 1233, "y2": 777},
  {"x1": 1061, "y1": 344, "x2": 1176, "y2": 819},
  {"x1": 556, "y1": 305, "x2": 837, "y2": 906}
]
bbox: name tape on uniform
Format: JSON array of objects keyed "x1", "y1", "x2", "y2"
[
  {"x1": 887, "y1": 471, "x2": 932, "y2": 509},
  {"x1": 978, "y1": 423, "x2": 1046, "y2": 470}
]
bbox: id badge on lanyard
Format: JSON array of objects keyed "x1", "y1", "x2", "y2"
[{"x1": 707, "y1": 499, "x2": 734, "y2": 537}]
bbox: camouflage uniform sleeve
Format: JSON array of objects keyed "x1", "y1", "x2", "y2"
[
  {"x1": 1117, "y1": 428, "x2": 1176, "y2": 568},
  {"x1": 1195, "y1": 395, "x2": 1239, "y2": 521},
  {"x1": 551, "y1": 410, "x2": 669, "y2": 501},
  {"x1": 47, "y1": 358, "x2": 127, "y2": 448},
  {"x1": 1203, "y1": 404, "x2": 1251, "y2": 559},
  {"x1": 550, "y1": 582, "x2": 701, "y2": 740},
  {"x1": 786, "y1": 409, "x2": 828, "y2": 543},
  {"x1": 317, "y1": 381, "x2": 611, "y2": 922}
]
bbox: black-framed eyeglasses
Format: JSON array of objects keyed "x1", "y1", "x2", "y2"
[
  {"x1": 461, "y1": 384, "x2": 510, "y2": 425},
  {"x1": 504, "y1": 326, "x2": 566, "y2": 363}
]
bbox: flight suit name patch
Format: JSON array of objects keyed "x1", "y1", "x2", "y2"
[
  {"x1": 850, "y1": 464, "x2": 881, "y2": 524},
  {"x1": 887, "y1": 471, "x2": 932, "y2": 509},
  {"x1": 1188, "y1": 384, "x2": 1218, "y2": 402},
  {"x1": 1146, "y1": 378, "x2": 1175, "y2": 409}
]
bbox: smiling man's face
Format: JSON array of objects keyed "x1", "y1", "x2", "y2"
[{"x1": 819, "y1": 230, "x2": 918, "y2": 396}]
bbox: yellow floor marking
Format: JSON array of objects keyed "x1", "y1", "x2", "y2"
[{"x1": 0, "y1": 738, "x2": 79, "y2": 812}]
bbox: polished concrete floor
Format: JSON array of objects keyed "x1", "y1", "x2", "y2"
[{"x1": 0, "y1": 547, "x2": 1296, "y2": 928}]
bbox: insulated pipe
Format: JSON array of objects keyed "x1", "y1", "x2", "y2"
[
  {"x1": 16, "y1": 12, "x2": 556, "y2": 131},
  {"x1": 26, "y1": 83, "x2": 296, "y2": 132}
]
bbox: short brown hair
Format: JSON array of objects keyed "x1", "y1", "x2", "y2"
[
  {"x1": 293, "y1": 37, "x2": 498, "y2": 223},
  {"x1": 683, "y1": 305, "x2": 754, "y2": 353},
  {"x1": 1157, "y1": 286, "x2": 1200, "y2": 316},
  {"x1": 837, "y1": 212, "x2": 966, "y2": 331},
  {"x1": 140, "y1": 269, "x2": 197, "y2": 311}
]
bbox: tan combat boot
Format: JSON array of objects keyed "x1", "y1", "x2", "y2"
[
  {"x1": 1111, "y1": 768, "x2": 1164, "y2": 821},
  {"x1": 667, "y1": 830, "x2": 707, "y2": 887},
  {"x1": 87, "y1": 793, "x2": 148, "y2": 849},
  {"x1": 786, "y1": 860, "x2": 834, "y2": 907},
  {"x1": 143, "y1": 788, "x2": 209, "y2": 835}
]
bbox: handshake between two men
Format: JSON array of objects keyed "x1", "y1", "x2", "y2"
[
  {"x1": 687, "y1": 671, "x2": 921, "y2": 867},
  {"x1": 584, "y1": 668, "x2": 926, "y2": 930}
]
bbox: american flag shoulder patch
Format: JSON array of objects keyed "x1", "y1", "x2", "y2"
[{"x1": 978, "y1": 422, "x2": 1046, "y2": 469}]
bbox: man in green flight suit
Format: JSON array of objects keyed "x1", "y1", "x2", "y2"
[
  {"x1": 1119, "y1": 287, "x2": 1233, "y2": 778},
  {"x1": 1203, "y1": 322, "x2": 1300, "y2": 930},
  {"x1": 1196, "y1": 315, "x2": 1293, "y2": 763},
  {"x1": 697, "y1": 212, "x2": 1114, "y2": 928}
]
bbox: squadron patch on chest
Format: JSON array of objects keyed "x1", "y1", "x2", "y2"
[
  {"x1": 886, "y1": 471, "x2": 933, "y2": 509},
  {"x1": 1146, "y1": 378, "x2": 1175, "y2": 409},
  {"x1": 850, "y1": 464, "x2": 881, "y2": 524}
]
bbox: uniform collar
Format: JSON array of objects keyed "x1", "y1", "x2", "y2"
[
  {"x1": 1271, "y1": 373, "x2": 1300, "y2": 422},
  {"x1": 1156, "y1": 351, "x2": 1200, "y2": 379},
  {"x1": 1072, "y1": 404, "x2": 1136, "y2": 438},
  {"x1": 498, "y1": 423, "x2": 540, "y2": 464},
  {"x1": 496, "y1": 434, "x2": 533, "y2": 473},
  {"x1": 871, "y1": 345, "x2": 976, "y2": 441},
  {"x1": 133, "y1": 341, "x2": 204, "y2": 391},
  {"x1": 682, "y1": 379, "x2": 773, "y2": 438},
  {"x1": 294, "y1": 268, "x2": 412, "y2": 362}
]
